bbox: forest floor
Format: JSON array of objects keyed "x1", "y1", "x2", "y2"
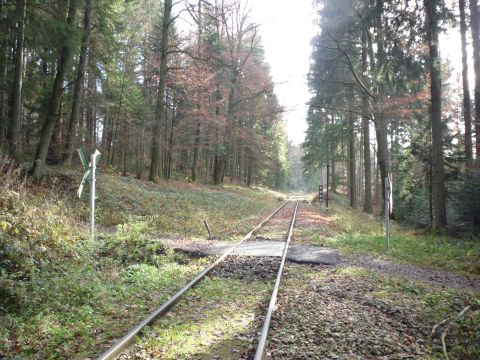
[
  {"x1": 1, "y1": 166, "x2": 479, "y2": 359},
  {"x1": 0, "y1": 166, "x2": 282, "y2": 359},
  {"x1": 122, "y1": 202, "x2": 479, "y2": 360},
  {"x1": 262, "y1": 202, "x2": 480, "y2": 360}
]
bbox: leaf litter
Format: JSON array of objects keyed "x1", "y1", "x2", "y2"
[{"x1": 262, "y1": 265, "x2": 425, "y2": 359}]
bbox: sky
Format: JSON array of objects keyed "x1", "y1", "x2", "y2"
[{"x1": 249, "y1": 0, "x2": 317, "y2": 145}]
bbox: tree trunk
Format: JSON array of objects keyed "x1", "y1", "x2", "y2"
[
  {"x1": 32, "y1": 0, "x2": 77, "y2": 179},
  {"x1": 362, "y1": 30, "x2": 373, "y2": 213},
  {"x1": 374, "y1": 110, "x2": 389, "y2": 213},
  {"x1": 213, "y1": 153, "x2": 224, "y2": 185},
  {"x1": 102, "y1": 107, "x2": 109, "y2": 149},
  {"x1": 425, "y1": 0, "x2": 447, "y2": 228},
  {"x1": 136, "y1": 120, "x2": 146, "y2": 179},
  {"x1": 191, "y1": 0, "x2": 202, "y2": 182},
  {"x1": 167, "y1": 108, "x2": 175, "y2": 180},
  {"x1": 162, "y1": 103, "x2": 168, "y2": 177},
  {"x1": 348, "y1": 98, "x2": 356, "y2": 208},
  {"x1": 0, "y1": 0, "x2": 10, "y2": 146},
  {"x1": 8, "y1": 0, "x2": 26, "y2": 155},
  {"x1": 47, "y1": 97, "x2": 63, "y2": 162},
  {"x1": 228, "y1": 125, "x2": 237, "y2": 181},
  {"x1": 460, "y1": 0, "x2": 473, "y2": 160},
  {"x1": 104, "y1": 108, "x2": 115, "y2": 165},
  {"x1": 469, "y1": 0, "x2": 480, "y2": 226},
  {"x1": 86, "y1": 65, "x2": 96, "y2": 148},
  {"x1": 110, "y1": 123, "x2": 119, "y2": 166},
  {"x1": 373, "y1": 0, "x2": 390, "y2": 214},
  {"x1": 122, "y1": 113, "x2": 127, "y2": 176},
  {"x1": 470, "y1": 0, "x2": 480, "y2": 157},
  {"x1": 428, "y1": 151, "x2": 433, "y2": 227},
  {"x1": 192, "y1": 120, "x2": 201, "y2": 181},
  {"x1": 149, "y1": 0, "x2": 172, "y2": 181},
  {"x1": 331, "y1": 153, "x2": 337, "y2": 193},
  {"x1": 63, "y1": 0, "x2": 92, "y2": 164}
]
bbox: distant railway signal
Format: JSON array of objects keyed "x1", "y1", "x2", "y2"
[{"x1": 319, "y1": 185, "x2": 324, "y2": 202}]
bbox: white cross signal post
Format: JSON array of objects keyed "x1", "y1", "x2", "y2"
[{"x1": 78, "y1": 148, "x2": 101, "y2": 240}]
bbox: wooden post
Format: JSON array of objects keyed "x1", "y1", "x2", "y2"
[{"x1": 203, "y1": 220, "x2": 212, "y2": 240}]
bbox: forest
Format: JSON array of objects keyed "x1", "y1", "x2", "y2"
[
  {"x1": 303, "y1": 0, "x2": 480, "y2": 231},
  {"x1": 0, "y1": 0, "x2": 289, "y2": 189},
  {"x1": 1, "y1": 0, "x2": 480, "y2": 229},
  {"x1": 1, "y1": 0, "x2": 480, "y2": 358}
]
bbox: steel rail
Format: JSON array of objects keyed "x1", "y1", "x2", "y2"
[
  {"x1": 97, "y1": 201, "x2": 289, "y2": 360},
  {"x1": 254, "y1": 200, "x2": 298, "y2": 360}
]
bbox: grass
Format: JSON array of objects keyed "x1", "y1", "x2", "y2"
[
  {"x1": 0, "y1": 162, "x2": 283, "y2": 359},
  {"x1": 307, "y1": 200, "x2": 480, "y2": 277},
  {"x1": 61, "y1": 169, "x2": 282, "y2": 239},
  {"x1": 0, "y1": 239, "x2": 210, "y2": 358},
  {"x1": 134, "y1": 275, "x2": 271, "y2": 359}
]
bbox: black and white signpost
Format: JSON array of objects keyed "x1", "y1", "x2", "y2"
[
  {"x1": 319, "y1": 185, "x2": 324, "y2": 203},
  {"x1": 78, "y1": 148, "x2": 101, "y2": 240}
]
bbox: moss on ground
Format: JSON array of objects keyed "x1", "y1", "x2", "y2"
[{"x1": 132, "y1": 276, "x2": 272, "y2": 359}]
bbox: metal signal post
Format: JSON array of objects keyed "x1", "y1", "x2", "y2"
[
  {"x1": 385, "y1": 177, "x2": 390, "y2": 253},
  {"x1": 326, "y1": 163, "x2": 329, "y2": 210},
  {"x1": 78, "y1": 148, "x2": 101, "y2": 240}
]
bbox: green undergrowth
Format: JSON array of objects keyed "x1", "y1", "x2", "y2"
[
  {"x1": 0, "y1": 158, "x2": 282, "y2": 358},
  {"x1": 134, "y1": 275, "x2": 271, "y2": 359},
  {"x1": 70, "y1": 169, "x2": 281, "y2": 238},
  {"x1": 310, "y1": 201, "x2": 480, "y2": 278},
  {"x1": 0, "y1": 212, "x2": 210, "y2": 358}
]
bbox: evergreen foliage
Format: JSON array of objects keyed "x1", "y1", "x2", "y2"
[
  {"x1": 0, "y1": 0, "x2": 288, "y2": 188},
  {"x1": 303, "y1": 0, "x2": 480, "y2": 232}
]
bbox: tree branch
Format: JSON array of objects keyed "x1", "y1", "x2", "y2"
[
  {"x1": 315, "y1": 77, "x2": 357, "y2": 86},
  {"x1": 326, "y1": 30, "x2": 375, "y2": 99},
  {"x1": 310, "y1": 104, "x2": 372, "y2": 120},
  {"x1": 231, "y1": 84, "x2": 274, "y2": 108}
]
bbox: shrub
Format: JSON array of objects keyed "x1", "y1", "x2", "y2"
[
  {"x1": 98, "y1": 219, "x2": 169, "y2": 266},
  {"x1": 0, "y1": 155, "x2": 82, "y2": 311}
]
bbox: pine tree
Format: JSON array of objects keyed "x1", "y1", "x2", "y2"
[
  {"x1": 8, "y1": 0, "x2": 26, "y2": 155},
  {"x1": 32, "y1": 0, "x2": 80, "y2": 179}
]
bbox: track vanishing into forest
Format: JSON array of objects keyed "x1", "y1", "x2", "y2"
[{"x1": 96, "y1": 201, "x2": 299, "y2": 360}]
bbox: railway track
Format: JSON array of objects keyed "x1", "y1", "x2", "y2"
[{"x1": 97, "y1": 200, "x2": 298, "y2": 360}]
